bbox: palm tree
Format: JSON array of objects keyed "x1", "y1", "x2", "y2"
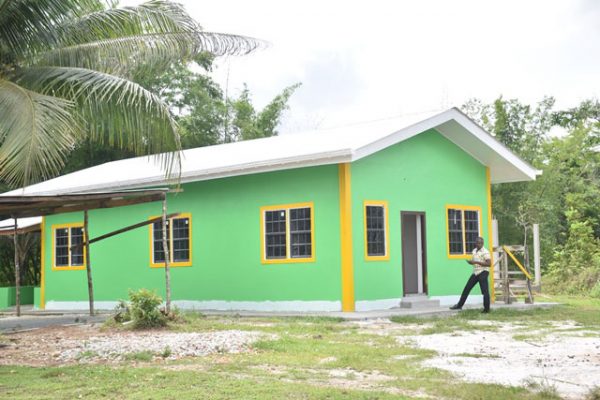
[{"x1": 0, "y1": 0, "x2": 259, "y2": 187}]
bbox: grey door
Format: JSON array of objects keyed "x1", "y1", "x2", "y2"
[{"x1": 401, "y1": 212, "x2": 428, "y2": 295}]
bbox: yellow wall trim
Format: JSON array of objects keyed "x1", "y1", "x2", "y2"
[
  {"x1": 486, "y1": 167, "x2": 496, "y2": 302},
  {"x1": 363, "y1": 200, "x2": 390, "y2": 261},
  {"x1": 149, "y1": 213, "x2": 193, "y2": 268},
  {"x1": 445, "y1": 204, "x2": 483, "y2": 259},
  {"x1": 40, "y1": 217, "x2": 46, "y2": 309},
  {"x1": 339, "y1": 163, "x2": 355, "y2": 312},
  {"x1": 259, "y1": 202, "x2": 315, "y2": 264},
  {"x1": 51, "y1": 222, "x2": 86, "y2": 271}
]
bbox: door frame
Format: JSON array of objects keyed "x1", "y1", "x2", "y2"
[{"x1": 400, "y1": 211, "x2": 428, "y2": 295}]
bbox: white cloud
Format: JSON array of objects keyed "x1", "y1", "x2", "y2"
[{"x1": 121, "y1": 0, "x2": 600, "y2": 131}]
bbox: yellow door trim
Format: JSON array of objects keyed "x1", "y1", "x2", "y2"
[{"x1": 339, "y1": 163, "x2": 355, "y2": 312}]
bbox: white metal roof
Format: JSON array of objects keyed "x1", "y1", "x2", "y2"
[
  {"x1": 0, "y1": 216, "x2": 42, "y2": 232},
  {"x1": 2, "y1": 108, "x2": 540, "y2": 197}
]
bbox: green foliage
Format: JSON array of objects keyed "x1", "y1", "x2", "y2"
[
  {"x1": 0, "y1": 232, "x2": 40, "y2": 286},
  {"x1": 128, "y1": 288, "x2": 166, "y2": 329},
  {"x1": 0, "y1": 0, "x2": 259, "y2": 187},
  {"x1": 123, "y1": 350, "x2": 154, "y2": 362},
  {"x1": 112, "y1": 299, "x2": 131, "y2": 323},
  {"x1": 134, "y1": 56, "x2": 300, "y2": 147},
  {"x1": 160, "y1": 346, "x2": 172, "y2": 358},
  {"x1": 462, "y1": 97, "x2": 600, "y2": 295}
]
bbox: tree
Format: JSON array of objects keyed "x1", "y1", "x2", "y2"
[
  {"x1": 462, "y1": 96, "x2": 600, "y2": 295},
  {"x1": 134, "y1": 55, "x2": 300, "y2": 148},
  {"x1": 0, "y1": 0, "x2": 259, "y2": 187}
]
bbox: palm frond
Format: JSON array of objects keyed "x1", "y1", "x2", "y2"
[
  {"x1": 0, "y1": 79, "x2": 78, "y2": 187},
  {"x1": 0, "y1": 0, "x2": 101, "y2": 60},
  {"x1": 35, "y1": 31, "x2": 262, "y2": 76},
  {"x1": 16, "y1": 65, "x2": 180, "y2": 174},
  {"x1": 56, "y1": 0, "x2": 203, "y2": 43}
]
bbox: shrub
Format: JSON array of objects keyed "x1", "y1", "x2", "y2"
[
  {"x1": 113, "y1": 299, "x2": 131, "y2": 323},
  {"x1": 128, "y1": 288, "x2": 166, "y2": 329}
]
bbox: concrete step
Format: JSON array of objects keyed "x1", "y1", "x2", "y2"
[{"x1": 399, "y1": 296, "x2": 440, "y2": 309}]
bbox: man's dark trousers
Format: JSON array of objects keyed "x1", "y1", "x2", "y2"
[{"x1": 456, "y1": 270, "x2": 490, "y2": 311}]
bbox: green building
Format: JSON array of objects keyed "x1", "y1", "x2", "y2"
[{"x1": 3, "y1": 109, "x2": 539, "y2": 312}]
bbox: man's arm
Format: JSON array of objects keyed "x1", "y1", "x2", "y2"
[{"x1": 466, "y1": 254, "x2": 491, "y2": 266}]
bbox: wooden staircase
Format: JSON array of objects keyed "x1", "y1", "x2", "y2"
[{"x1": 493, "y1": 245, "x2": 535, "y2": 304}]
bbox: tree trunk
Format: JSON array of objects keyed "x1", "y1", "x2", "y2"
[
  {"x1": 84, "y1": 211, "x2": 94, "y2": 316},
  {"x1": 161, "y1": 196, "x2": 171, "y2": 314}
]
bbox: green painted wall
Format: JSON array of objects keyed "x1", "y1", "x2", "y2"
[
  {"x1": 351, "y1": 129, "x2": 489, "y2": 300},
  {"x1": 34, "y1": 286, "x2": 40, "y2": 309},
  {"x1": 42, "y1": 165, "x2": 342, "y2": 305},
  {"x1": 0, "y1": 286, "x2": 35, "y2": 309},
  {"x1": 42, "y1": 128, "x2": 493, "y2": 308}
]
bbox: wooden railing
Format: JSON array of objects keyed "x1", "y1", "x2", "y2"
[{"x1": 493, "y1": 245, "x2": 534, "y2": 304}]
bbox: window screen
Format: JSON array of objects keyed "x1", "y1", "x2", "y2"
[
  {"x1": 153, "y1": 220, "x2": 170, "y2": 263},
  {"x1": 172, "y1": 218, "x2": 190, "y2": 262},
  {"x1": 55, "y1": 228, "x2": 69, "y2": 266},
  {"x1": 290, "y1": 207, "x2": 312, "y2": 258},
  {"x1": 366, "y1": 205, "x2": 386, "y2": 256},
  {"x1": 152, "y1": 217, "x2": 190, "y2": 264},
  {"x1": 263, "y1": 205, "x2": 314, "y2": 261},
  {"x1": 447, "y1": 208, "x2": 464, "y2": 255},
  {"x1": 447, "y1": 208, "x2": 480, "y2": 255},
  {"x1": 464, "y1": 210, "x2": 480, "y2": 252},
  {"x1": 70, "y1": 227, "x2": 84, "y2": 266},
  {"x1": 54, "y1": 226, "x2": 84, "y2": 267},
  {"x1": 265, "y1": 209, "x2": 287, "y2": 259}
]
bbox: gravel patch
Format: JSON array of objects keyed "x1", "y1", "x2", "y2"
[
  {"x1": 396, "y1": 321, "x2": 600, "y2": 400},
  {"x1": 59, "y1": 330, "x2": 268, "y2": 362}
]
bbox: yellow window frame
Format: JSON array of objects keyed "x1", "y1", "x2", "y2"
[
  {"x1": 51, "y1": 222, "x2": 86, "y2": 271},
  {"x1": 363, "y1": 200, "x2": 390, "y2": 261},
  {"x1": 260, "y1": 202, "x2": 315, "y2": 264},
  {"x1": 149, "y1": 213, "x2": 192, "y2": 268},
  {"x1": 445, "y1": 205, "x2": 482, "y2": 259}
]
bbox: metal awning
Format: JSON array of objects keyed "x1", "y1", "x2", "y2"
[{"x1": 0, "y1": 189, "x2": 172, "y2": 220}]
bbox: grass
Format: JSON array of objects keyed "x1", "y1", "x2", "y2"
[
  {"x1": 123, "y1": 350, "x2": 154, "y2": 362},
  {"x1": 75, "y1": 350, "x2": 98, "y2": 361},
  {"x1": 0, "y1": 295, "x2": 597, "y2": 399}
]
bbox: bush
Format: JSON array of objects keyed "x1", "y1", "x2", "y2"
[
  {"x1": 113, "y1": 299, "x2": 131, "y2": 323},
  {"x1": 591, "y1": 281, "x2": 600, "y2": 299},
  {"x1": 128, "y1": 288, "x2": 166, "y2": 329}
]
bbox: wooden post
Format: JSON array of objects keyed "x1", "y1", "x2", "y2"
[
  {"x1": 13, "y1": 218, "x2": 20, "y2": 317},
  {"x1": 533, "y1": 223, "x2": 541, "y2": 288},
  {"x1": 84, "y1": 210, "x2": 94, "y2": 316},
  {"x1": 161, "y1": 195, "x2": 171, "y2": 314},
  {"x1": 502, "y1": 251, "x2": 510, "y2": 304}
]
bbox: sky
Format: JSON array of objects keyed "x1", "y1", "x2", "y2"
[{"x1": 123, "y1": 0, "x2": 600, "y2": 133}]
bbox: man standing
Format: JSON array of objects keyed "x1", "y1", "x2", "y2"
[{"x1": 450, "y1": 236, "x2": 491, "y2": 313}]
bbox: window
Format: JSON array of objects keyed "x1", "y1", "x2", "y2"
[
  {"x1": 261, "y1": 202, "x2": 315, "y2": 263},
  {"x1": 364, "y1": 201, "x2": 389, "y2": 260},
  {"x1": 150, "y1": 214, "x2": 192, "y2": 267},
  {"x1": 446, "y1": 205, "x2": 481, "y2": 257},
  {"x1": 52, "y1": 224, "x2": 85, "y2": 269}
]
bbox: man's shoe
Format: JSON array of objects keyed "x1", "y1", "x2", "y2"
[
  {"x1": 481, "y1": 309, "x2": 490, "y2": 314},
  {"x1": 449, "y1": 304, "x2": 462, "y2": 310}
]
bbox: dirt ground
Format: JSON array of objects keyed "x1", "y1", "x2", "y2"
[
  {"x1": 1, "y1": 317, "x2": 599, "y2": 399},
  {"x1": 0, "y1": 324, "x2": 264, "y2": 366}
]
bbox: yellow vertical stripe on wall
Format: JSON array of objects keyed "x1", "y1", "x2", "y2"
[
  {"x1": 40, "y1": 217, "x2": 45, "y2": 310},
  {"x1": 338, "y1": 163, "x2": 355, "y2": 312},
  {"x1": 486, "y1": 167, "x2": 495, "y2": 303}
]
